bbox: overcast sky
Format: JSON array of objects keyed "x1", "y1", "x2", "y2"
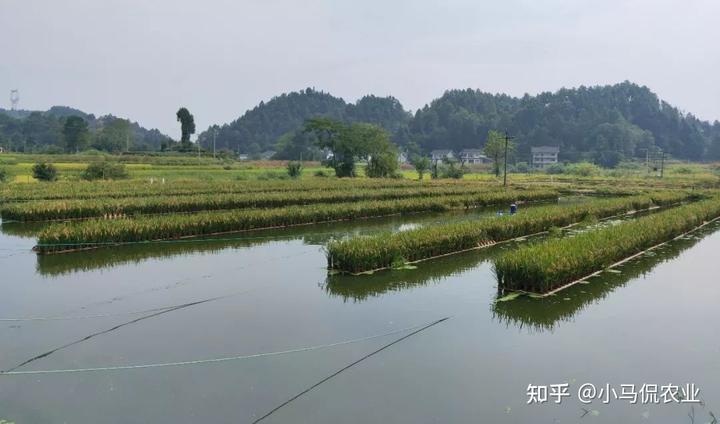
[{"x1": 1, "y1": 0, "x2": 718, "y2": 137}]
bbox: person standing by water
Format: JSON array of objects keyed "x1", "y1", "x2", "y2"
[{"x1": 510, "y1": 202, "x2": 517, "y2": 215}]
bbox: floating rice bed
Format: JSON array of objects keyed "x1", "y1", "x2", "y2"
[
  {"x1": 0, "y1": 179, "x2": 414, "y2": 203},
  {"x1": 493, "y1": 197, "x2": 720, "y2": 295},
  {"x1": 34, "y1": 190, "x2": 557, "y2": 253},
  {"x1": 325, "y1": 192, "x2": 701, "y2": 274},
  {"x1": 2, "y1": 178, "x2": 484, "y2": 203},
  {"x1": 2, "y1": 187, "x2": 557, "y2": 222}
]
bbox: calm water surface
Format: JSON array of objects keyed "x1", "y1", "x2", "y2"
[{"x1": 0, "y1": 208, "x2": 718, "y2": 423}]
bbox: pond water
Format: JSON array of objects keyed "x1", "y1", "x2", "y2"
[{"x1": 0, "y1": 206, "x2": 718, "y2": 423}]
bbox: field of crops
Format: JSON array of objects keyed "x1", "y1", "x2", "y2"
[
  {"x1": 325, "y1": 191, "x2": 701, "y2": 273},
  {"x1": 2, "y1": 186, "x2": 557, "y2": 221},
  {"x1": 34, "y1": 189, "x2": 558, "y2": 252},
  {"x1": 494, "y1": 197, "x2": 720, "y2": 293},
  {"x1": 0, "y1": 178, "x2": 430, "y2": 202}
]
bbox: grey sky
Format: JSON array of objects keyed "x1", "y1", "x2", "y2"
[{"x1": 2, "y1": 0, "x2": 718, "y2": 138}]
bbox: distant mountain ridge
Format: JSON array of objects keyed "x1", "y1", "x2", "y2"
[{"x1": 197, "y1": 82, "x2": 720, "y2": 163}]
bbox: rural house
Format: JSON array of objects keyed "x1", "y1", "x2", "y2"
[
  {"x1": 430, "y1": 149, "x2": 455, "y2": 161},
  {"x1": 531, "y1": 146, "x2": 559, "y2": 169},
  {"x1": 459, "y1": 149, "x2": 491, "y2": 164}
]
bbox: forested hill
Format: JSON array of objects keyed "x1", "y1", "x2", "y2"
[
  {"x1": 196, "y1": 88, "x2": 411, "y2": 155},
  {"x1": 0, "y1": 106, "x2": 172, "y2": 152},
  {"x1": 199, "y1": 82, "x2": 720, "y2": 163},
  {"x1": 410, "y1": 83, "x2": 720, "y2": 163}
]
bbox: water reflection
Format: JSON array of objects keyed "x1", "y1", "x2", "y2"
[
  {"x1": 0, "y1": 221, "x2": 48, "y2": 238},
  {"x1": 323, "y1": 240, "x2": 523, "y2": 302},
  {"x1": 492, "y1": 220, "x2": 720, "y2": 332}
]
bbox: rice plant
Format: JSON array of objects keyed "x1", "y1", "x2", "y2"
[
  {"x1": 326, "y1": 192, "x2": 701, "y2": 274},
  {"x1": 34, "y1": 190, "x2": 556, "y2": 252},
  {"x1": 494, "y1": 197, "x2": 720, "y2": 293},
  {"x1": 2, "y1": 187, "x2": 557, "y2": 221}
]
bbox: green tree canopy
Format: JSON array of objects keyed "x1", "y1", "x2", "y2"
[
  {"x1": 93, "y1": 118, "x2": 133, "y2": 153},
  {"x1": 304, "y1": 118, "x2": 397, "y2": 178},
  {"x1": 483, "y1": 130, "x2": 515, "y2": 177},
  {"x1": 176, "y1": 107, "x2": 196, "y2": 145},
  {"x1": 62, "y1": 116, "x2": 89, "y2": 152}
]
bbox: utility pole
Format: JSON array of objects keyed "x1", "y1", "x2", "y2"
[
  {"x1": 126, "y1": 134, "x2": 129, "y2": 153},
  {"x1": 503, "y1": 131, "x2": 515, "y2": 187},
  {"x1": 660, "y1": 150, "x2": 665, "y2": 178},
  {"x1": 212, "y1": 130, "x2": 217, "y2": 159}
]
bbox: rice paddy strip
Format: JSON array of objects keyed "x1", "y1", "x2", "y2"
[
  {"x1": 325, "y1": 192, "x2": 701, "y2": 274},
  {"x1": 34, "y1": 190, "x2": 557, "y2": 253},
  {"x1": 493, "y1": 197, "x2": 720, "y2": 294},
  {"x1": 0, "y1": 178, "x2": 503, "y2": 203},
  {"x1": 2, "y1": 187, "x2": 555, "y2": 222}
]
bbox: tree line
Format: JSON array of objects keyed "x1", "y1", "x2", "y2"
[
  {"x1": 0, "y1": 106, "x2": 171, "y2": 153},
  {"x1": 3, "y1": 82, "x2": 719, "y2": 163},
  {"x1": 197, "y1": 82, "x2": 720, "y2": 165}
]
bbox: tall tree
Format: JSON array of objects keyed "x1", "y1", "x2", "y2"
[
  {"x1": 93, "y1": 118, "x2": 133, "y2": 153},
  {"x1": 305, "y1": 118, "x2": 397, "y2": 178},
  {"x1": 483, "y1": 130, "x2": 514, "y2": 177},
  {"x1": 62, "y1": 116, "x2": 89, "y2": 152},
  {"x1": 176, "y1": 107, "x2": 196, "y2": 145}
]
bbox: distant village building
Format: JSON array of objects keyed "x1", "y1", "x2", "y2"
[
  {"x1": 0, "y1": 146, "x2": 5, "y2": 153},
  {"x1": 259, "y1": 150, "x2": 276, "y2": 160},
  {"x1": 397, "y1": 151, "x2": 409, "y2": 164},
  {"x1": 430, "y1": 149, "x2": 455, "y2": 161},
  {"x1": 237, "y1": 153, "x2": 249, "y2": 161},
  {"x1": 531, "y1": 146, "x2": 560, "y2": 169},
  {"x1": 459, "y1": 149, "x2": 492, "y2": 164}
]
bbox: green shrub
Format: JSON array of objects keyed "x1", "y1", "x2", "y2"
[
  {"x1": 314, "y1": 170, "x2": 329, "y2": 178},
  {"x1": 513, "y1": 162, "x2": 530, "y2": 173},
  {"x1": 0, "y1": 168, "x2": 8, "y2": 183},
  {"x1": 80, "y1": 162, "x2": 129, "y2": 180},
  {"x1": 544, "y1": 163, "x2": 565, "y2": 175},
  {"x1": 32, "y1": 162, "x2": 58, "y2": 181},
  {"x1": 365, "y1": 152, "x2": 398, "y2": 178},
  {"x1": 565, "y1": 162, "x2": 601, "y2": 177},
  {"x1": 287, "y1": 161, "x2": 303, "y2": 179},
  {"x1": 673, "y1": 166, "x2": 694, "y2": 174}
]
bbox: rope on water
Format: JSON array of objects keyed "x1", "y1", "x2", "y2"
[
  {"x1": 251, "y1": 316, "x2": 450, "y2": 423},
  {"x1": 0, "y1": 318, "x2": 447, "y2": 376},
  {"x1": 0, "y1": 304, "x2": 182, "y2": 322}
]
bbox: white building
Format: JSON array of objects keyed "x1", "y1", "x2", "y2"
[
  {"x1": 531, "y1": 146, "x2": 560, "y2": 169},
  {"x1": 430, "y1": 149, "x2": 455, "y2": 161},
  {"x1": 459, "y1": 149, "x2": 492, "y2": 164},
  {"x1": 397, "y1": 151, "x2": 409, "y2": 164}
]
